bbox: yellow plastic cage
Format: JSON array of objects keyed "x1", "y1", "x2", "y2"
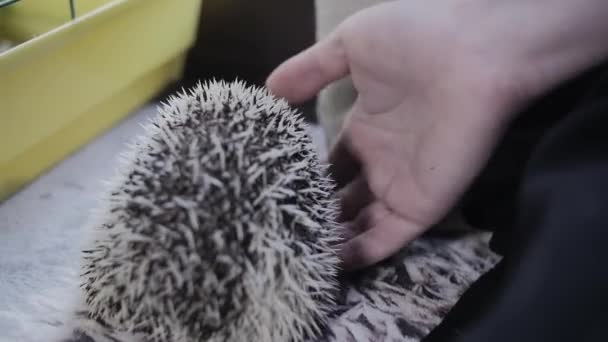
[{"x1": 0, "y1": 0, "x2": 202, "y2": 201}]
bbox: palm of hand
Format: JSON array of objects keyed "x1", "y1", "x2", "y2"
[{"x1": 268, "y1": 1, "x2": 522, "y2": 269}]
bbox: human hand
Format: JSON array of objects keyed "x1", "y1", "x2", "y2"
[{"x1": 267, "y1": 0, "x2": 608, "y2": 270}]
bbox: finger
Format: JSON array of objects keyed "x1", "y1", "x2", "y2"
[
  {"x1": 339, "y1": 204, "x2": 426, "y2": 271},
  {"x1": 347, "y1": 201, "x2": 386, "y2": 236},
  {"x1": 338, "y1": 176, "x2": 374, "y2": 222},
  {"x1": 338, "y1": 222, "x2": 358, "y2": 241},
  {"x1": 327, "y1": 130, "x2": 361, "y2": 189},
  {"x1": 335, "y1": 202, "x2": 381, "y2": 253},
  {"x1": 327, "y1": 100, "x2": 369, "y2": 188},
  {"x1": 266, "y1": 30, "x2": 349, "y2": 104}
]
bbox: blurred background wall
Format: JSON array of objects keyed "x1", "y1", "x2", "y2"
[{"x1": 175, "y1": 0, "x2": 317, "y2": 121}]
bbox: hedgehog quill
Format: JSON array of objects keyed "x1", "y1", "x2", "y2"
[{"x1": 80, "y1": 80, "x2": 342, "y2": 342}]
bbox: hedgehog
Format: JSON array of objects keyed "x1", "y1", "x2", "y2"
[{"x1": 79, "y1": 80, "x2": 342, "y2": 342}]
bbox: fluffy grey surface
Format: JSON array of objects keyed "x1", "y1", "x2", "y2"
[{"x1": 0, "y1": 103, "x2": 161, "y2": 342}]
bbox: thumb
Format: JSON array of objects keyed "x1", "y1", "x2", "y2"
[{"x1": 266, "y1": 30, "x2": 349, "y2": 103}]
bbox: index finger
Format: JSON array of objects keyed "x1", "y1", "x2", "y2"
[{"x1": 266, "y1": 30, "x2": 349, "y2": 104}]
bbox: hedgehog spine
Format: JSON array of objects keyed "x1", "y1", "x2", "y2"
[{"x1": 80, "y1": 80, "x2": 341, "y2": 342}]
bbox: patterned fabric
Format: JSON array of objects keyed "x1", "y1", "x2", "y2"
[
  {"x1": 64, "y1": 231, "x2": 499, "y2": 342},
  {"x1": 317, "y1": 232, "x2": 499, "y2": 342}
]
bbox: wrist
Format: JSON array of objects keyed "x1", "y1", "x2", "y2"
[
  {"x1": 490, "y1": 0, "x2": 608, "y2": 99},
  {"x1": 459, "y1": 0, "x2": 608, "y2": 114}
]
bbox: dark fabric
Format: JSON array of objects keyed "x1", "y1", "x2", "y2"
[{"x1": 425, "y1": 62, "x2": 608, "y2": 341}]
